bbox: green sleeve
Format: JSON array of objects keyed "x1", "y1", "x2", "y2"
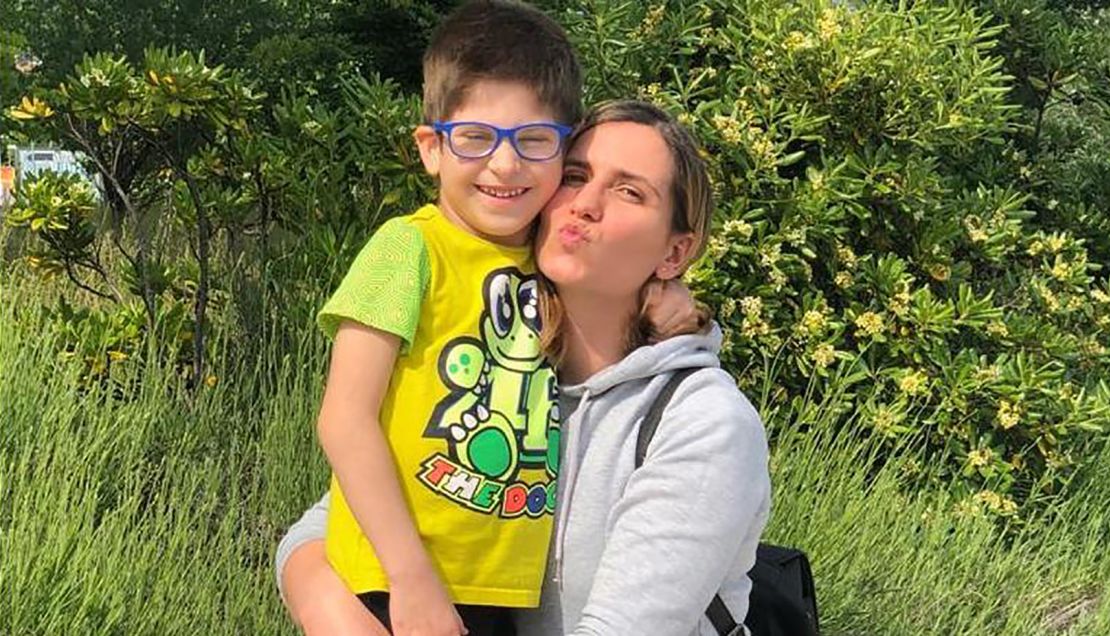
[{"x1": 317, "y1": 218, "x2": 430, "y2": 350}]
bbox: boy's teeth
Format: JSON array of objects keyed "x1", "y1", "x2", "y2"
[{"x1": 478, "y1": 186, "x2": 526, "y2": 198}]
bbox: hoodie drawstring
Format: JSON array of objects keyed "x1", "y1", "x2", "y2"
[{"x1": 552, "y1": 387, "x2": 592, "y2": 592}]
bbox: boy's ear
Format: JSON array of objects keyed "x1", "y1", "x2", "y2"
[
  {"x1": 414, "y1": 125, "x2": 441, "y2": 177},
  {"x1": 654, "y1": 232, "x2": 696, "y2": 281}
]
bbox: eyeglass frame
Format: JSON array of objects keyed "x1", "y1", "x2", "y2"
[{"x1": 432, "y1": 120, "x2": 574, "y2": 162}]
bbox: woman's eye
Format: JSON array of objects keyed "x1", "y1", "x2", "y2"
[
  {"x1": 561, "y1": 172, "x2": 586, "y2": 186},
  {"x1": 617, "y1": 186, "x2": 643, "y2": 201}
]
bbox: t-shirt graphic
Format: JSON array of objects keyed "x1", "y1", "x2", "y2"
[{"x1": 418, "y1": 267, "x2": 559, "y2": 518}]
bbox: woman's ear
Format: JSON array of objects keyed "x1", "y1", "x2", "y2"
[
  {"x1": 413, "y1": 125, "x2": 441, "y2": 177},
  {"x1": 654, "y1": 232, "x2": 696, "y2": 280}
]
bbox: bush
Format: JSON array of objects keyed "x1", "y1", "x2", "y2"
[{"x1": 555, "y1": 0, "x2": 1110, "y2": 506}]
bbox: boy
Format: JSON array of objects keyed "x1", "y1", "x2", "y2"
[{"x1": 310, "y1": 2, "x2": 581, "y2": 634}]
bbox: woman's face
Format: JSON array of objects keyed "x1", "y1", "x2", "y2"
[{"x1": 536, "y1": 121, "x2": 693, "y2": 301}]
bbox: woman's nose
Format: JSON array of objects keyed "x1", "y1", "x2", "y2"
[{"x1": 570, "y1": 183, "x2": 603, "y2": 221}]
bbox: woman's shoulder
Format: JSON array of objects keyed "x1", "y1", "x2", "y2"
[
  {"x1": 646, "y1": 366, "x2": 770, "y2": 487},
  {"x1": 653, "y1": 367, "x2": 768, "y2": 452},
  {"x1": 667, "y1": 367, "x2": 761, "y2": 424}
]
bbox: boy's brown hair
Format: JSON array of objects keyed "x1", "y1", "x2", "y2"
[{"x1": 423, "y1": 0, "x2": 582, "y2": 125}]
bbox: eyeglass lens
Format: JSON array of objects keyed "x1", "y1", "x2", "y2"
[{"x1": 448, "y1": 124, "x2": 561, "y2": 160}]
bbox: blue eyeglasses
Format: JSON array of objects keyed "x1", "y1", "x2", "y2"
[{"x1": 433, "y1": 121, "x2": 573, "y2": 162}]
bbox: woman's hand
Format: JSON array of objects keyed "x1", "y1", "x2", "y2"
[
  {"x1": 642, "y1": 278, "x2": 708, "y2": 342},
  {"x1": 389, "y1": 569, "x2": 468, "y2": 636}
]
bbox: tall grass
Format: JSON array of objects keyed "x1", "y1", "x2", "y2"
[
  {"x1": 1, "y1": 268, "x2": 329, "y2": 634},
  {"x1": 2, "y1": 266, "x2": 1107, "y2": 635},
  {"x1": 766, "y1": 401, "x2": 1110, "y2": 634}
]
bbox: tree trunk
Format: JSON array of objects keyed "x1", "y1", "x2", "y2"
[{"x1": 183, "y1": 174, "x2": 211, "y2": 390}]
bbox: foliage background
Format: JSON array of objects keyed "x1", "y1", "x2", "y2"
[{"x1": 3, "y1": 0, "x2": 1110, "y2": 633}]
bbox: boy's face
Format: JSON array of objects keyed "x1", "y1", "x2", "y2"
[{"x1": 415, "y1": 79, "x2": 565, "y2": 247}]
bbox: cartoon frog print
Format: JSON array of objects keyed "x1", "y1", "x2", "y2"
[{"x1": 425, "y1": 267, "x2": 559, "y2": 482}]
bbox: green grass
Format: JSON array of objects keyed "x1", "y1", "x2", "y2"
[{"x1": 3, "y1": 268, "x2": 1107, "y2": 635}]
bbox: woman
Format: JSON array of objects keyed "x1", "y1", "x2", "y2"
[{"x1": 277, "y1": 100, "x2": 771, "y2": 636}]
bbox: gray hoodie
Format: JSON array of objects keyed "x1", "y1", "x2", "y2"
[
  {"x1": 517, "y1": 324, "x2": 771, "y2": 636},
  {"x1": 274, "y1": 325, "x2": 770, "y2": 636}
]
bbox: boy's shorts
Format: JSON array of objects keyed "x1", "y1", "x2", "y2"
[{"x1": 358, "y1": 592, "x2": 516, "y2": 636}]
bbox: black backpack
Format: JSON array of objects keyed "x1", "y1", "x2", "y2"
[{"x1": 636, "y1": 369, "x2": 821, "y2": 636}]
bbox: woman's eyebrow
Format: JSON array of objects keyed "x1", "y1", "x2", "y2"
[{"x1": 564, "y1": 157, "x2": 590, "y2": 171}]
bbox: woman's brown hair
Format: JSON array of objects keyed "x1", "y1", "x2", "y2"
[{"x1": 538, "y1": 100, "x2": 714, "y2": 364}]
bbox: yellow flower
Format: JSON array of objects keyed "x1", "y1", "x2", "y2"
[
  {"x1": 854, "y1": 311, "x2": 885, "y2": 338},
  {"x1": 997, "y1": 399, "x2": 1021, "y2": 430},
  {"x1": 812, "y1": 343, "x2": 836, "y2": 369},
  {"x1": 1045, "y1": 234, "x2": 1066, "y2": 253},
  {"x1": 706, "y1": 236, "x2": 728, "y2": 260},
  {"x1": 836, "y1": 244, "x2": 858, "y2": 269},
  {"x1": 898, "y1": 369, "x2": 928, "y2": 396},
  {"x1": 205, "y1": 375, "x2": 219, "y2": 388},
  {"x1": 749, "y1": 134, "x2": 776, "y2": 164},
  {"x1": 871, "y1": 404, "x2": 902, "y2": 436},
  {"x1": 784, "y1": 31, "x2": 814, "y2": 52},
  {"x1": 818, "y1": 8, "x2": 842, "y2": 40},
  {"x1": 758, "y1": 243, "x2": 781, "y2": 270},
  {"x1": 835, "y1": 271, "x2": 853, "y2": 289},
  {"x1": 974, "y1": 490, "x2": 1018, "y2": 517},
  {"x1": 985, "y1": 320, "x2": 1009, "y2": 337},
  {"x1": 1036, "y1": 283, "x2": 1060, "y2": 313},
  {"x1": 723, "y1": 218, "x2": 754, "y2": 240},
  {"x1": 966, "y1": 447, "x2": 993, "y2": 469},
  {"x1": 741, "y1": 317, "x2": 771, "y2": 339},
  {"x1": 9, "y1": 95, "x2": 56, "y2": 120},
  {"x1": 712, "y1": 114, "x2": 744, "y2": 145},
  {"x1": 800, "y1": 310, "x2": 827, "y2": 336},
  {"x1": 739, "y1": 296, "x2": 763, "y2": 318},
  {"x1": 1050, "y1": 258, "x2": 1071, "y2": 282},
  {"x1": 1091, "y1": 288, "x2": 1110, "y2": 304},
  {"x1": 633, "y1": 4, "x2": 666, "y2": 38},
  {"x1": 720, "y1": 298, "x2": 737, "y2": 320},
  {"x1": 107, "y1": 350, "x2": 129, "y2": 362},
  {"x1": 1027, "y1": 240, "x2": 1044, "y2": 256},
  {"x1": 974, "y1": 365, "x2": 1001, "y2": 383},
  {"x1": 888, "y1": 290, "x2": 911, "y2": 317},
  {"x1": 1080, "y1": 339, "x2": 1106, "y2": 357}
]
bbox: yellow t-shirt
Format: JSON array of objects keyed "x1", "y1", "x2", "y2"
[{"x1": 318, "y1": 204, "x2": 558, "y2": 607}]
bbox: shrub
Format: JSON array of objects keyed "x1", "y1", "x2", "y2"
[{"x1": 556, "y1": 0, "x2": 1110, "y2": 505}]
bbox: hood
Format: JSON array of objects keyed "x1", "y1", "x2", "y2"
[{"x1": 559, "y1": 321, "x2": 724, "y2": 398}]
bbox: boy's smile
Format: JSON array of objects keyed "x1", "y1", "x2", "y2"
[{"x1": 415, "y1": 79, "x2": 567, "y2": 247}]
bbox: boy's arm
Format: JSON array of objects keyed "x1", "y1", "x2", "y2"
[
  {"x1": 642, "y1": 278, "x2": 710, "y2": 342},
  {"x1": 317, "y1": 320, "x2": 465, "y2": 636}
]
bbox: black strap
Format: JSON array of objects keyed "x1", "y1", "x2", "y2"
[
  {"x1": 636, "y1": 368, "x2": 740, "y2": 636},
  {"x1": 635, "y1": 368, "x2": 698, "y2": 467}
]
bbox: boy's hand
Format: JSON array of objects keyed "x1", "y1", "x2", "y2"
[
  {"x1": 642, "y1": 278, "x2": 708, "y2": 343},
  {"x1": 389, "y1": 570, "x2": 468, "y2": 636}
]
